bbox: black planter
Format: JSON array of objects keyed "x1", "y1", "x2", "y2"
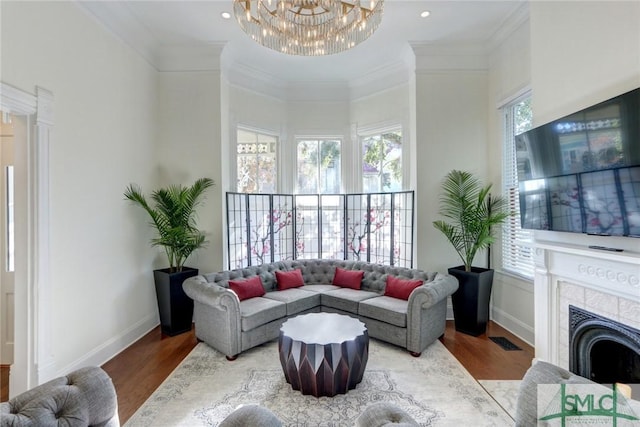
[
  {"x1": 153, "y1": 267, "x2": 199, "y2": 336},
  {"x1": 448, "y1": 266, "x2": 494, "y2": 337}
]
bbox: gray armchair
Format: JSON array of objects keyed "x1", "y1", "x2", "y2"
[{"x1": 0, "y1": 366, "x2": 119, "y2": 427}]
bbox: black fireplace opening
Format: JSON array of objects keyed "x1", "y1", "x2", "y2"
[{"x1": 569, "y1": 305, "x2": 640, "y2": 389}]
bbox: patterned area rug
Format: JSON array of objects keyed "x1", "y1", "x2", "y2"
[
  {"x1": 125, "y1": 339, "x2": 514, "y2": 426},
  {"x1": 478, "y1": 380, "x2": 522, "y2": 419}
]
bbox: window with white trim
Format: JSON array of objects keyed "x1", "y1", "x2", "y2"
[
  {"x1": 502, "y1": 97, "x2": 535, "y2": 278},
  {"x1": 361, "y1": 129, "x2": 402, "y2": 193},
  {"x1": 236, "y1": 127, "x2": 277, "y2": 193},
  {"x1": 296, "y1": 139, "x2": 341, "y2": 194}
]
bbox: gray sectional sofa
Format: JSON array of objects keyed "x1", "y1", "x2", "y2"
[
  {"x1": 183, "y1": 259, "x2": 458, "y2": 360},
  {"x1": 0, "y1": 366, "x2": 119, "y2": 426}
]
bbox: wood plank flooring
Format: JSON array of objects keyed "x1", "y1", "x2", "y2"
[
  {"x1": 440, "y1": 320, "x2": 534, "y2": 380},
  {"x1": 2, "y1": 320, "x2": 534, "y2": 424},
  {"x1": 101, "y1": 327, "x2": 198, "y2": 423},
  {"x1": 0, "y1": 365, "x2": 9, "y2": 402}
]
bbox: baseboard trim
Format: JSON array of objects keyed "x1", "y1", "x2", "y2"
[
  {"x1": 446, "y1": 297, "x2": 454, "y2": 320},
  {"x1": 56, "y1": 314, "x2": 159, "y2": 378},
  {"x1": 491, "y1": 306, "x2": 534, "y2": 347}
]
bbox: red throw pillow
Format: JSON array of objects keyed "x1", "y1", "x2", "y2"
[
  {"x1": 228, "y1": 276, "x2": 265, "y2": 301},
  {"x1": 384, "y1": 275, "x2": 423, "y2": 300},
  {"x1": 332, "y1": 267, "x2": 364, "y2": 290},
  {"x1": 275, "y1": 269, "x2": 304, "y2": 290}
]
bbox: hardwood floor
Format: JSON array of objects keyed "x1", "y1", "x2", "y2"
[
  {"x1": 101, "y1": 327, "x2": 198, "y2": 423},
  {"x1": 1, "y1": 365, "x2": 9, "y2": 402},
  {"x1": 440, "y1": 320, "x2": 534, "y2": 380},
  {"x1": 100, "y1": 320, "x2": 533, "y2": 424}
]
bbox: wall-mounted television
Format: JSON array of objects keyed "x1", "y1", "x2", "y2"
[{"x1": 515, "y1": 88, "x2": 640, "y2": 237}]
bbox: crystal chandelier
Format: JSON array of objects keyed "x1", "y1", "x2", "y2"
[{"x1": 233, "y1": 0, "x2": 384, "y2": 56}]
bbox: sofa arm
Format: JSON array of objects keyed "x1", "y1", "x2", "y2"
[
  {"x1": 0, "y1": 366, "x2": 119, "y2": 427},
  {"x1": 183, "y1": 275, "x2": 240, "y2": 309},
  {"x1": 405, "y1": 273, "x2": 458, "y2": 355},
  {"x1": 408, "y1": 272, "x2": 458, "y2": 309},
  {"x1": 183, "y1": 276, "x2": 242, "y2": 358}
]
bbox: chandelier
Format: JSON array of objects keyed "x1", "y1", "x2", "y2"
[{"x1": 233, "y1": 0, "x2": 384, "y2": 56}]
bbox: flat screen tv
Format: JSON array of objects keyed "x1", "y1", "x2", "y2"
[{"x1": 515, "y1": 88, "x2": 640, "y2": 237}]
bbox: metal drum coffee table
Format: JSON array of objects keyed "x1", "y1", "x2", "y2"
[{"x1": 278, "y1": 312, "x2": 369, "y2": 397}]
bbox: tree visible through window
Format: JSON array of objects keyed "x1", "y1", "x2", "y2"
[
  {"x1": 237, "y1": 128, "x2": 277, "y2": 193},
  {"x1": 362, "y1": 130, "x2": 402, "y2": 192},
  {"x1": 502, "y1": 97, "x2": 534, "y2": 278},
  {"x1": 297, "y1": 139, "x2": 341, "y2": 194}
]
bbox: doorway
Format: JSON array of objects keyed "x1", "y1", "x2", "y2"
[
  {"x1": 0, "y1": 114, "x2": 15, "y2": 401},
  {"x1": 0, "y1": 83, "x2": 52, "y2": 398}
]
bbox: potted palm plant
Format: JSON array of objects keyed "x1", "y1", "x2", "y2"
[
  {"x1": 124, "y1": 177, "x2": 214, "y2": 336},
  {"x1": 433, "y1": 170, "x2": 510, "y2": 336}
]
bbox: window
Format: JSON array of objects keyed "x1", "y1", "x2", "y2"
[
  {"x1": 236, "y1": 127, "x2": 277, "y2": 193},
  {"x1": 502, "y1": 97, "x2": 534, "y2": 278},
  {"x1": 296, "y1": 139, "x2": 341, "y2": 194},
  {"x1": 361, "y1": 129, "x2": 402, "y2": 192}
]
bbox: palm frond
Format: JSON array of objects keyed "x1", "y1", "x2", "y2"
[
  {"x1": 432, "y1": 170, "x2": 512, "y2": 272},
  {"x1": 124, "y1": 178, "x2": 215, "y2": 272}
]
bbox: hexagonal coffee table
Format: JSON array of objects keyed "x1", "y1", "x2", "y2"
[{"x1": 278, "y1": 312, "x2": 369, "y2": 397}]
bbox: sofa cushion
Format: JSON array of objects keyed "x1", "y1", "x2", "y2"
[
  {"x1": 333, "y1": 267, "x2": 364, "y2": 289},
  {"x1": 229, "y1": 276, "x2": 266, "y2": 301},
  {"x1": 299, "y1": 284, "x2": 340, "y2": 293},
  {"x1": 515, "y1": 360, "x2": 595, "y2": 427},
  {"x1": 384, "y1": 276, "x2": 423, "y2": 301},
  {"x1": 322, "y1": 288, "x2": 379, "y2": 314},
  {"x1": 262, "y1": 288, "x2": 320, "y2": 315},
  {"x1": 239, "y1": 297, "x2": 287, "y2": 331},
  {"x1": 359, "y1": 296, "x2": 407, "y2": 327},
  {"x1": 275, "y1": 269, "x2": 304, "y2": 290}
]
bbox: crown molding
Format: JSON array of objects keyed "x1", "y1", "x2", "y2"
[
  {"x1": 410, "y1": 42, "x2": 490, "y2": 71},
  {"x1": 76, "y1": 2, "x2": 160, "y2": 69},
  {"x1": 223, "y1": 56, "x2": 414, "y2": 103},
  {"x1": 349, "y1": 55, "x2": 414, "y2": 100},
  {"x1": 222, "y1": 61, "x2": 288, "y2": 99},
  {"x1": 156, "y1": 43, "x2": 225, "y2": 72},
  {"x1": 488, "y1": 2, "x2": 530, "y2": 50}
]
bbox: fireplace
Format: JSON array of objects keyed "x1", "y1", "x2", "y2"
[
  {"x1": 569, "y1": 305, "x2": 640, "y2": 396},
  {"x1": 533, "y1": 240, "x2": 640, "y2": 370}
]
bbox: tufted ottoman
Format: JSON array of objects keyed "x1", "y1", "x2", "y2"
[
  {"x1": 219, "y1": 404, "x2": 282, "y2": 427},
  {"x1": 355, "y1": 402, "x2": 420, "y2": 426}
]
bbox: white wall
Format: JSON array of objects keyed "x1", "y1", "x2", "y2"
[
  {"x1": 1, "y1": 1, "x2": 160, "y2": 380},
  {"x1": 157, "y1": 71, "x2": 225, "y2": 274},
  {"x1": 414, "y1": 71, "x2": 490, "y2": 273},
  {"x1": 529, "y1": 1, "x2": 640, "y2": 252},
  {"x1": 487, "y1": 16, "x2": 535, "y2": 345},
  {"x1": 530, "y1": 1, "x2": 640, "y2": 127}
]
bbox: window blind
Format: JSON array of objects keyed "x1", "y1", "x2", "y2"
[{"x1": 501, "y1": 98, "x2": 534, "y2": 279}]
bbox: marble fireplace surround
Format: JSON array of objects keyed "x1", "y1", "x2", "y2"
[{"x1": 533, "y1": 240, "x2": 640, "y2": 368}]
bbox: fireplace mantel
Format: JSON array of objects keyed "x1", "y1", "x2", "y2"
[{"x1": 533, "y1": 240, "x2": 640, "y2": 367}]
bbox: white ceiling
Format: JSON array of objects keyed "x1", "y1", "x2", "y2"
[{"x1": 80, "y1": 0, "x2": 527, "y2": 83}]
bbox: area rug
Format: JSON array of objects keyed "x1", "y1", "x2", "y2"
[
  {"x1": 125, "y1": 339, "x2": 514, "y2": 426},
  {"x1": 478, "y1": 380, "x2": 522, "y2": 419}
]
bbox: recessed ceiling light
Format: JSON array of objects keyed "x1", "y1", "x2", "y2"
[
  {"x1": 420, "y1": 10, "x2": 431, "y2": 18},
  {"x1": 221, "y1": 12, "x2": 231, "y2": 19}
]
